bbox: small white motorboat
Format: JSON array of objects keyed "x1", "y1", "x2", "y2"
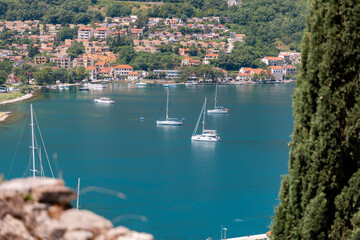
[{"x1": 135, "y1": 82, "x2": 147, "y2": 87}]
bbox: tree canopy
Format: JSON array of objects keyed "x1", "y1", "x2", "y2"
[{"x1": 271, "y1": 0, "x2": 360, "y2": 239}]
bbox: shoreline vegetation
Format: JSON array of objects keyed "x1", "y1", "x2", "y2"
[
  {"x1": 0, "y1": 92, "x2": 34, "y2": 122},
  {"x1": 0, "y1": 93, "x2": 34, "y2": 106}
]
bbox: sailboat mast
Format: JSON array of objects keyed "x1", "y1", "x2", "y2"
[
  {"x1": 166, "y1": 88, "x2": 169, "y2": 120},
  {"x1": 202, "y1": 98, "x2": 207, "y2": 134},
  {"x1": 30, "y1": 104, "x2": 36, "y2": 178},
  {"x1": 214, "y1": 83, "x2": 217, "y2": 108},
  {"x1": 76, "y1": 178, "x2": 80, "y2": 211}
]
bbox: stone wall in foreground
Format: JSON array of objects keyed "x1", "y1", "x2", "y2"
[{"x1": 0, "y1": 178, "x2": 153, "y2": 240}]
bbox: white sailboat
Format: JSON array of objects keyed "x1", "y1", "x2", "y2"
[
  {"x1": 191, "y1": 98, "x2": 221, "y2": 142},
  {"x1": 156, "y1": 88, "x2": 183, "y2": 126},
  {"x1": 207, "y1": 84, "x2": 229, "y2": 114},
  {"x1": 29, "y1": 104, "x2": 54, "y2": 178}
]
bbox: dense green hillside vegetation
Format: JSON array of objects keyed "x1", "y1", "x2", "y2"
[
  {"x1": 0, "y1": 0, "x2": 307, "y2": 51},
  {"x1": 0, "y1": 0, "x2": 103, "y2": 24}
]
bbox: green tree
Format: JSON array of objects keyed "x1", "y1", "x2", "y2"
[
  {"x1": 271, "y1": 0, "x2": 360, "y2": 239},
  {"x1": 28, "y1": 44, "x2": 40, "y2": 59},
  {"x1": 106, "y1": 2, "x2": 131, "y2": 18},
  {"x1": 57, "y1": 26, "x2": 77, "y2": 41},
  {"x1": 67, "y1": 41, "x2": 85, "y2": 60},
  {"x1": 0, "y1": 60, "x2": 13, "y2": 74},
  {"x1": 117, "y1": 46, "x2": 136, "y2": 64},
  {"x1": 189, "y1": 45, "x2": 198, "y2": 56},
  {"x1": 0, "y1": 71, "x2": 7, "y2": 85},
  {"x1": 134, "y1": 13, "x2": 148, "y2": 29},
  {"x1": 33, "y1": 67, "x2": 54, "y2": 85}
]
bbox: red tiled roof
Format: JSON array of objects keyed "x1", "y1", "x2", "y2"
[
  {"x1": 205, "y1": 54, "x2": 218, "y2": 57},
  {"x1": 87, "y1": 66, "x2": 96, "y2": 70},
  {"x1": 79, "y1": 27, "x2": 93, "y2": 31},
  {"x1": 252, "y1": 68, "x2": 264, "y2": 74},
  {"x1": 264, "y1": 57, "x2": 284, "y2": 61},
  {"x1": 96, "y1": 61, "x2": 105, "y2": 66},
  {"x1": 96, "y1": 27, "x2": 109, "y2": 31},
  {"x1": 283, "y1": 65, "x2": 296, "y2": 69},
  {"x1": 115, "y1": 65, "x2": 133, "y2": 69}
]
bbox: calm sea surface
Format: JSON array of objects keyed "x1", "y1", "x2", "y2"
[{"x1": 0, "y1": 83, "x2": 294, "y2": 240}]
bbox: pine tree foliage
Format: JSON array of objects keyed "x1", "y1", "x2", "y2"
[{"x1": 271, "y1": 0, "x2": 360, "y2": 239}]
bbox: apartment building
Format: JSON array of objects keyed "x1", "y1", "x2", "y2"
[
  {"x1": 94, "y1": 28, "x2": 111, "y2": 39},
  {"x1": 78, "y1": 27, "x2": 94, "y2": 40},
  {"x1": 50, "y1": 57, "x2": 71, "y2": 69}
]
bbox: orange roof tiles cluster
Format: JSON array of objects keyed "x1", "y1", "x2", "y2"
[
  {"x1": 115, "y1": 65, "x2": 133, "y2": 69},
  {"x1": 264, "y1": 56, "x2": 284, "y2": 61},
  {"x1": 86, "y1": 66, "x2": 96, "y2": 70}
]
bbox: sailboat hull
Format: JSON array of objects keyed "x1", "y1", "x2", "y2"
[
  {"x1": 156, "y1": 120, "x2": 183, "y2": 125},
  {"x1": 191, "y1": 134, "x2": 220, "y2": 142},
  {"x1": 207, "y1": 109, "x2": 229, "y2": 114}
]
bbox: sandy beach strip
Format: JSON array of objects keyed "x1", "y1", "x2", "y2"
[
  {"x1": 0, "y1": 112, "x2": 11, "y2": 122},
  {"x1": 0, "y1": 93, "x2": 34, "y2": 105}
]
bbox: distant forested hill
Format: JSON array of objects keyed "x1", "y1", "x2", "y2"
[
  {"x1": 229, "y1": 0, "x2": 308, "y2": 51},
  {"x1": 0, "y1": 0, "x2": 307, "y2": 51},
  {"x1": 0, "y1": 0, "x2": 103, "y2": 24}
]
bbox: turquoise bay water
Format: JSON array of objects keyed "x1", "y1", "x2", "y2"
[{"x1": 0, "y1": 83, "x2": 294, "y2": 240}]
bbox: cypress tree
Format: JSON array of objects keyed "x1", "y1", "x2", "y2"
[{"x1": 271, "y1": 0, "x2": 360, "y2": 239}]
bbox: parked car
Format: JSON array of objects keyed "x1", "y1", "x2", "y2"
[{"x1": 0, "y1": 86, "x2": 8, "y2": 93}]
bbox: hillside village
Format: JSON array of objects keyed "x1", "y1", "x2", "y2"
[{"x1": 0, "y1": 15, "x2": 300, "y2": 85}]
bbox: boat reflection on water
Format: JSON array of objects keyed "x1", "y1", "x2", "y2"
[
  {"x1": 156, "y1": 124, "x2": 181, "y2": 141},
  {"x1": 190, "y1": 140, "x2": 218, "y2": 151}
]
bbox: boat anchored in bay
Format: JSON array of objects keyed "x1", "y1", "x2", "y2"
[
  {"x1": 156, "y1": 88, "x2": 183, "y2": 126},
  {"x1": 191, "y1": 98, "x2": 221, "y2": 142},
  {"x1": 207, "y1": 84, "x2": 229, "y2": 114}
]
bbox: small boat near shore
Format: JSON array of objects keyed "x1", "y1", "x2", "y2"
[
  {"x1": 79, "y1": 86, "x2": 90, "y2": 91},
  {"x1": 59, "y1": 84, "x2": 70, "y2": 90},
  {"x1": 135, "y1": 82, "x2": 147, "y2": 87},
  {"x1": 163, "y1": 83, "x2": 177, "y2": 88},
  {"x1": 94, "y1": 97, "x2": 114, "y2": 104},
  {"x1": 85, "y1": 83, "x2": 106, "y2": 89}
]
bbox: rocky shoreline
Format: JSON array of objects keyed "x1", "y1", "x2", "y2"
[{"x1": 0, "y1": 178, "x2": 153, "y2": 240}]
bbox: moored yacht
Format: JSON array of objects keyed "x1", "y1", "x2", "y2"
[
  {"x1": 79, "y1": 86, "x2": 89, "y2": 91},
  {"x1": 156, "y1": 88, "x2": 183, "y2": 126},
  {"x1": 191, "y1": 98, "x2": 221, "y2": 142},
  {"x1": 85, "y1": 83, "x2": 106, "y2": 89},
  {"x1": 94, "y1": 97, "x2": 114, "y2": 104},
  {"x1": 163, "y1": 83, "x2": 177, "y2": 87},
  {"x1": 58, "y1": 84, "x2": 70, "y2": 90},
  {"x1": 207, "y1": 84, "x2": 229, "y2": 114},
  {"x1": 135, "y1": 82, "x2": 147, "y2": 87}
]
